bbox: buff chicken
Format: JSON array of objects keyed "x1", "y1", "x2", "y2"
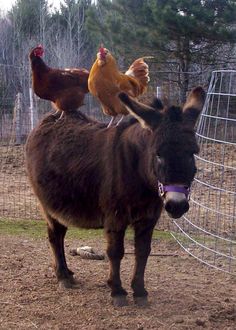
[
  {"x1": 29, "y1": 45, "x2": 89, "y2": 118},
  {"x1": 88, "y1": 46, "x2": 151, "y2": 126}
]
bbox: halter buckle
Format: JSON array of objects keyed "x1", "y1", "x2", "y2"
[{"x1": 158, "y1": 182, "x2": 165, "y2": 197}]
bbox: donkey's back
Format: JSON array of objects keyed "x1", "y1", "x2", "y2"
[{"x1": 26, "y1": 112, "x2": 112, "y2": 228}]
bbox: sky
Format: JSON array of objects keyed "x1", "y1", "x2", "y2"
[{"x1": 0, "y1": 0, "x2": 63, "y2": 12}]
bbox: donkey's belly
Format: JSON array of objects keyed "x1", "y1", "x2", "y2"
[{"x1": 47, "y1": 206, "x2": 105, "y2": 229}]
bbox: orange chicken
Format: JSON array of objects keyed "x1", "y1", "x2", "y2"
[
  {"x1": 88, "y1": 46, "x2": 150, "y2": 126},
  {"x1": 29, "y1": 45, "x2": 89, "y2": 118}
]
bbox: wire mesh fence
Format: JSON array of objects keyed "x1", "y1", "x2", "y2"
[
  {"x1": 172, "y1": 70, "x2": 236, "y2": 275},
  {"x1": 0, "y1": 93, "x2": 105, "y2": 220}
]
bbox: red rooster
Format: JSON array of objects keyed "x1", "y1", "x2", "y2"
[{"x1": 29, "y1": 45, "x2": 89, "y2": 117}]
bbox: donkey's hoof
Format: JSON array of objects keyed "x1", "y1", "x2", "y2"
[
  {"x1": 58, "y1": 277, "x2": 79, "y2": 290},
  {"x1": 134, "y1": 296, "x2": 149, "y2": 307},
  {"x1": 59, "y1": 279, "x2": 73, "y2": 289},
  {"x1": 112, "y1": 295, "x2": 128, "y2": 307}
]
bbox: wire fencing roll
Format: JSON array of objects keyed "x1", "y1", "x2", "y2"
[{"x1": 172, "y1": 70, "x2": 236, "y2": 275}]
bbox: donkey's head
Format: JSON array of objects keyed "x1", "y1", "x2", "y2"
[{"x1": 119, "y1": 87, "x2": 205, "y2": 219}]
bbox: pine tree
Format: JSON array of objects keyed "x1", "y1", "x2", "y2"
[
  {"x1": 89, "y1": 0, "x2": 236, "y2": 101},
  {"x1": 147, "y1": 0, "x2": 236, "y2": 101}
]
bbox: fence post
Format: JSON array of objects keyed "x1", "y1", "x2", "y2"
[
  {"x1": 11, "y1": 92, "x2": 23, "y2": 145},
  {"x1": 156, "y1": 86, "x2": 162, "y2": 98},
  {"x1": 29, "y1": 87, "x2": 38, "y2": 131}
]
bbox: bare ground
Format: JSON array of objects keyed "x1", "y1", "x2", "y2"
[{"x1": 0, "y1": 235, "x2": 235, "y2": 330}]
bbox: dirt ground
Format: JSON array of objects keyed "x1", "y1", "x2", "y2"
[{"x1": 0, "y1": 235, "x2": 235, "y2": 330}]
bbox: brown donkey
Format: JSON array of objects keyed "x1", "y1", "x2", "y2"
[{"x1": 26, "y1": 87, "x2": 205, "y2": 306}]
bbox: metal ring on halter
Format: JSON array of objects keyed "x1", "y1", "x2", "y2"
[{"x1": 158, "y1": 182, "x2": 165, "y2": 197}]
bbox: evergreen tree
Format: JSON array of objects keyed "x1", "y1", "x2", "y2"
[
  {"x1": 86, "y1": 0, "x2": 153, "y2": 59},
  {"x1": 147, "y1": 0, "x2": 236, "y2": 101},
  {"x1": 88, "y1": 0, "x2": 236, "y2": 101}
]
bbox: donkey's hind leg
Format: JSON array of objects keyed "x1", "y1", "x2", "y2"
[
  {"x1": 105, "y1": 227, "x2": 128, "y2": 306},
  {"x1": 45, "y1": 212, "x2": 76, "y2": 288}
]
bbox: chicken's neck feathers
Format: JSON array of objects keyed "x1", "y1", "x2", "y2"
[{"x1": 31, "y1": 57, "x2": 50, "y2": 74}]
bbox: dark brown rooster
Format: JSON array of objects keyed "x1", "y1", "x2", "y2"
[{"x1": 29, "y1": 45, "x2": 89, "y2": 117}]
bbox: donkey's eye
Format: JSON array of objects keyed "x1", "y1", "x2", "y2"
[{"x1": 156, "y1": 155, "x2": 162, "y2": 163}]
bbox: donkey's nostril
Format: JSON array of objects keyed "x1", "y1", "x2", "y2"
[
  {"x1": 165, "y1": 200, "x2": 189, "y2": 218},
  {"x1": 165, "y1": 200, "x2": 176, "y2": 214}
]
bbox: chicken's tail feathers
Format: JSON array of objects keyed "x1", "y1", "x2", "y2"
[{"x1": 125, "y1": 57, "x2": 153, "y2": 93}]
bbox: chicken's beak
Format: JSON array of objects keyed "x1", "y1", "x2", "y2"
[{"x1": 97, "y1": 52, "x2": 106, "y2": 66}]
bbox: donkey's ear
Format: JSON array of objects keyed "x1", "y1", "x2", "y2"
[
  {"x1": 148, "y1": 97, "x2": 164, "y2": 111},
  {"x1": 183, "y1": 87, "x2": 206, "y2": 127},
  {"x1": 118, "y1": 92, "x2": 162, "y2": 130}
]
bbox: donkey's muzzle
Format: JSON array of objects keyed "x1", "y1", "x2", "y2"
[{"x1": 164, "y1": 199, "x2": 189, "y2": 219}]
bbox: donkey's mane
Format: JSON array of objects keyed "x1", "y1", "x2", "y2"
[{"x1": 41, "y1": 109, "x2": 139, "y2": 132}]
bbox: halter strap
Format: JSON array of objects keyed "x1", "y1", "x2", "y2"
[{"x1": 158, "y1": 182, "x2": 190, "y2": 200}]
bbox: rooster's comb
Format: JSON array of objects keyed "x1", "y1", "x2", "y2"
[
  {"x1": 99, "y1": 44, "x2": 105, "y2": 53},
  {"x1": 33, "y1": 44, "x2": 44, "y2": 57}
]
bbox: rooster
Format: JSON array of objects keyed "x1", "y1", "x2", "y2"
[
  {"x1": 29, "y1": 45, "x2": 89, "y2": 118},
  {"x1": 88, "y1": 46, "x2": 151, "y2": 127}
]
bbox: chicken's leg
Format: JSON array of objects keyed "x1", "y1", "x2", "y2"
[
  {"x1": 107, "y1": 117, "x2": 115, "y2": 128},
  {"x1": 116, "y1": 115, "x2": 124, "y2": 126},
  {"x1": 58, "y1": 111, "x2": 64, "y2": 120}
]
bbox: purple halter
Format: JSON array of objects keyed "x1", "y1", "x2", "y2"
[{"x1": 158, "y1": 182, "x2": 190, "y2": 200}]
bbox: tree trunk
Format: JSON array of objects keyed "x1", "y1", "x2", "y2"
[
  {"x1": 180, "y1": 69, "x2": 189, "y2": 104},
  {"x1": 179, "y1": 38, "x2": 191, "y2": 104}
]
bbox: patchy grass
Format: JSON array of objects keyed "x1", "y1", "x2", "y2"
[
  {"x1": 0, "y1": 218, "x2": 47, "y2": 238},
  {"x1": 0, "y1": 218, "x2": 172, "y2": 241}
]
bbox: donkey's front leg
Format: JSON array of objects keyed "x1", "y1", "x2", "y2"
[
  {"x1": 131, "y1": 220, "x2": 156, "y2": 306},
  {"x1": 105, "y1": 227, "x2": 128, "y2": 306}
]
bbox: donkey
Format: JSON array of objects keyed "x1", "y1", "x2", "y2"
[{"x1": 25, "y1": 86, "x2": 205, "y2": 306}]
